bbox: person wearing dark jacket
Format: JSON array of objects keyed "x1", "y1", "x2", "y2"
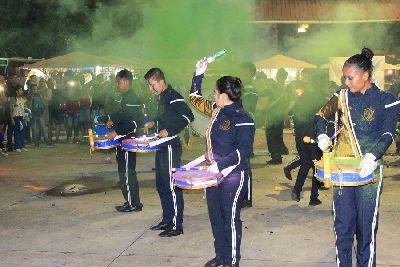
[
  {"x1": 190, "y1": 59, "x2": 255, "y2": 267},
  {"x1": 238, "y1": 62, "x2": 257, "y2": 208},
  {"x1": 144, "y1": 68, "x2": 194, "y2": 237},
  {"x1": 290, "y1": 71, "x2": 326, "y2": 205},
  {"x1": 107, "y1": 69, "x2": 144, "y2": 212},
  {"x1": 315, "y1": 48, "x2": 399, "y2": 266}
]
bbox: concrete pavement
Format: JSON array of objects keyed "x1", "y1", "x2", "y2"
[{"x1": 1, "y1": 130, "x2": 399, "y2": 267}]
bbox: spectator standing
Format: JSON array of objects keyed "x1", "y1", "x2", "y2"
[
  {"x1": 30, "y1": 84, "x2": 51, "y2": 147},
  {"x1": 64, "y1": 80, "x2": 80, "y2": 143},
  {"x1": 11, "y1": 88, "x2": 28, "y2": 152},
  {"x1": 48, "y1": 78, "x2": 64, "y2": 143},
  {"x1": 5, "y1": 74, "x2": 20, "y2": 151}
]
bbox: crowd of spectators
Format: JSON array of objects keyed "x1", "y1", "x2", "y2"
[{"x1": 0, "y1": 70, "x2": 130, "y2": 155}]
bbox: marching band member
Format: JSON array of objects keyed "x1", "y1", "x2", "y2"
[
  {"x1": 190, "y1": 59, "x2": 255, "y2": 267},
  {"x1": 315, "y1": 48, "x2": 399, "y2": 266},
  {"x1": 144, "y1": 68, "x2": 194, "y2": 237},
  {"x1": 107, "y1": 69, "x2": 144, "y2": 212}
]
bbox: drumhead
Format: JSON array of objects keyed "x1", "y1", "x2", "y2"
[
  {"x1": 173, "y1": 169, "x2": 223, "y2": 189},
  {"x1": 173, "y1": 169, "x2": 221, "y2": 181},
  {"x1": 315, "y1": 157, "x2": 361, "y2": 172},
  {"x1": 122, "y1": 138, "x2": 151, "y2": 147}
]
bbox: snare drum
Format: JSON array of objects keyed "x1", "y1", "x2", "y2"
[
  {"x1": 92, "y1": 125, "x2": 119, "y2": 150},
  {"x1": 121, "y1": 134, "x2": 159, "y2": 153},
  {"x1": 315, "y1": 157, "x2": 380, "y2": 186},
  {"x1": 173, "y1": 169, "x2": 224, "y2": 189}
]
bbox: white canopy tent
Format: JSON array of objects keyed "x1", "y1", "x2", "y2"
[{"x1": 255, "y1": 54, "x2": 316, "y2": 83}]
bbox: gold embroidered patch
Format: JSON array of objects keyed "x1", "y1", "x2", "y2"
[
  {"x1": 220, "y1": 120, "x2": 231, "y2": 131},
  {"x1": 363, "y1": 108, "x2": 375, "y2": 122}
]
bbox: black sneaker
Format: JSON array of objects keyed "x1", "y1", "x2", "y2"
[
  {"x1": 150, "y1": 222, "x2": 171, "y2": 231},
  {"x1": 114, "y1": 202, "x2": 129, "y2": 210},
  {"x1": 159, "y1": 227, "x2": 183, "y2": 237},
  {"x1": 283, "y1": 167, "x2": 292, "y2": 180},
  {"x1": 115, "y1": 204, "x2": 143, "y2": 212},
  {"x1": 266, "y1": 159, "x2": 282, "y2": 165},
  {"x1": 291, "y1": 189, "x2": 300, "y2": 202},
  {"x1": 309, "y1": 198, "x2": 322, "y2": 206},
  {"x1": 204, "y1": 257, "x2": 224, "y2": 267}
]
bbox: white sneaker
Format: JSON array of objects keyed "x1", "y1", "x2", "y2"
[
  {"x1": 1, "y1": 151, "x2": 8, "y2": 157},
  {"x1": 22, "y1": 148, "x2": 28, "y2": 152},
  {"x1": 15, "y1": 149, "x2": 22, "y2": 153}
]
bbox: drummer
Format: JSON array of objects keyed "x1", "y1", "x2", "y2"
[
  {"x1": 315, "y1": 47, "x2": 399, "y2": 266},
  {"x1": 106, "y1": 69, "x2": 144, "y2": 212},
  {"x1": 190, "y1": 59, "x2": 255, "y2": 267},
  {"x1": 144, "y1": 68, "x2": 194, "y2": 237}
]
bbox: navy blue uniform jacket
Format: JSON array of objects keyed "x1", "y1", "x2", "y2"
[
  {"x1": 110, "y1": 89, "x2": 143, "y2": 135},
  {"x1": 190, "y1": 74, "x2": 255, "y2": 173},
  {"x1": 154, "y1": 85, "x2": 194, "y2": 146}
]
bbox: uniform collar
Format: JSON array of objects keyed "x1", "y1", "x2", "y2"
[
  {"x1": 348, "y1": 83, "x2": 379, "y2": 96},
  {"x1": 160, "y1": 85, "x2": 171, "y2": 97},
  {"x1": 221, "y1": 101, "x2": 244, "y2": 117}
]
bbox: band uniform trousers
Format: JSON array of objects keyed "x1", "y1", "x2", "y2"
[
  {"x1": 293, "y1": 134, "x2": 320, "y2": 200},
  {"x1": 156, "y1": 140, "x2": 183, "y2": 230},
  {"x1": 285, "y1": 155, "x2": 301, "y2": 172},
  {"x1": 243, "y1": 165, "x2": 252, "y2": 203},
  {"x1": 206, "y1": 170, "x2": 248, "y2": 266},
  {"x1": 265, "y1": 119, "x2": 286, "y2": 161},
  {"x1": 333, "y1": 168, "x2": 383, "y2": 267},
  {"x1": 116, "y1": 146, "x2": 142, "y2": 207},
  {"x1": 241, "y1": 157, "x2": 252, "y2": 203}
]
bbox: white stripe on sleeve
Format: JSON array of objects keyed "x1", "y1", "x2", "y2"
[
  {"x1": 170, "y1": 99, "x2": 185, "y2": 104},
  {"x1": 182, "y1": 114, "x2": 191, "y2": 124},
  {"x1": 235, "y1": 123, "x2": 254, "y2": 126},
  {"x1": 385, "y1": 101, "x2": 400, "y2": 108}
]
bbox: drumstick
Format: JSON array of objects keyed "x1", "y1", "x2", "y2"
[
  {"x1": 303, "y1": 127, "x2": 343, "y2": 144},
  {"x1": 181, "y1": 155, "x2": 206, "y2": 169},
  {"x1": 148, "y1": 135, "x2": 178, "y2": 147},
  {"x1": 88, "y1": 129, "x2": 94, "y2": 155}
]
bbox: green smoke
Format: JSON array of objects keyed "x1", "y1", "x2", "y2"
[{"x1": 73, "y1": 0, "x2": 257, "y2": 84}]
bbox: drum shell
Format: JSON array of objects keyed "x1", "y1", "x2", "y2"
[
  {"x1": 173, "y1": 169, "x2": 224, "y2": 189},
  {"x1": 121, "y1": 136, "x2": 159, "y2": 153},
  {"x1": 92, "y1": 126, "x2": 119, "y2": 150},
  {"x1": 315, "y1": 157, "x2": 380, "y2": 186}
]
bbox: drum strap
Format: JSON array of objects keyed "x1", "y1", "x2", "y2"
[
  {"x1": 205, "y1": 108, "x2": 221, "y2": 162},
  {"x1": 338, "y1": 89, "x2": 362, "y2": 158}
]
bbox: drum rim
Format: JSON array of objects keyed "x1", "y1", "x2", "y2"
[
  {"x1": 315, "y1": 173, "x2": 378, "y2": 186},
  {"x1": 172, "y1": 169, "x2": 222, "y2": 181},
  {"x1": 121, "y1": 143, "x2": 159, "y2": 153},
  {"x1": 94, "y1": 145, "x2": 118, "y2": 150},
  {"x1": 174, "y1": 176, "x2": 224, "y2": 189},
  {"x1": 122, "y1": 139, "x2": 151, "y2": 146}
]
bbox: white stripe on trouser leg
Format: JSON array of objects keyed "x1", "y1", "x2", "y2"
[
  {"x1": 247, "y1": 174, "x2": 250, "y2": 200},
  {"x1": 368, "y1": 165, "x2": 383, "y2": 267},
  {"x1": 168, "y1": 145, "x2": 178, "y2": 230},
  {"x1": 125, "y1": 151, "x2": 132, "y2": 206},
  {"x1": 231, "y1": 171, "x2": 245, "y2": 265},
  {"x1": 332, "y1": 196, "x2": 340, "y2": 267}
]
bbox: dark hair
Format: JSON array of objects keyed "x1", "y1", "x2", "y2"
[
  {"x1": 344, "y1": 47, "x2": 374, "y2": 79},
  {"x1": 144, "y1": 68, "x2": 165, "y2": 82},
  {"x1": 276, "y1": 68, "x2": 288, "y2": 84},
  {"x1": 216, "y1": 76, "x2": 242, "y2": 102},
  {"x1": 116, "y1": 69, "x2": 133, "y2": 81},
  {"x1": 240, "y1": 62, "x2": 256, "y2": 77}
]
